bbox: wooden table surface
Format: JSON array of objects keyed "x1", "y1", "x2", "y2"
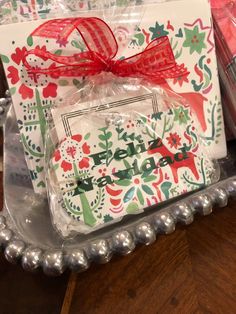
[{"x1": 0, "y1": 168, "x2": 236, "y2": 314}]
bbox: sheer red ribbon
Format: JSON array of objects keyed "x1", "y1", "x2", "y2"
[{"x1": 22, "y1": 17, "x2": 188, "y2": 82}]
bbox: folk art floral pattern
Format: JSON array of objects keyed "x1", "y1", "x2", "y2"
[
  {"x1": 51, "y1": 106, "x2": 215, "y2": 229},
  {"x1": 0, "y1": 0, "x2": 142, "y2": 25},
  {"x1": 0, "y1": 0, "x2": 226, "y2": 193}
]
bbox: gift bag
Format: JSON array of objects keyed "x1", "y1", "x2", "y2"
[
  {"x1": 0, "y1": 0, "x2": 226, "y2": 194},
  {"x1": 45, "y1": 77, "x2": 219, "y2": 236}
]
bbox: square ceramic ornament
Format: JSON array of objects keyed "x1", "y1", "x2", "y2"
[
  {"x1": 48, "y1": 92, "x2": 217, "y2": 235},
  {"x1": 0, "y1": 0, "x2": 226, "y2": 194}
]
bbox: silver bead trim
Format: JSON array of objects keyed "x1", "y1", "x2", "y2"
[
  {"x1": 0, "y1": 176, "x2": 235, "y2": 275},
  {"x1": 21, "y1": 247, "x2": 43, "y2": 272}
]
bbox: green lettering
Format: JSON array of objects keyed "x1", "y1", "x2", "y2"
[
  {"x1": 174, "y1": 146, "x2": 189, "y2": 162},
  {"x1": 73, "y1": 176, "x2": 94, "y2": 196},
  {"x1": 113, "y1": 168, "x2": 132, "y2": 180},
  {"x1": 159, "y1": 156, "x2": 173, "y2": 167},
  {"x1": 97, "y1": 175, "x2": 114, "y2": 188},
  {"x1": 89, "y1": 150, "x2": 112, "y2": 166},
  {"x1": 132, "y1": 159, "x2": 142, "y2": 176},
  {"x1": 114, "y1": 149, "x2": 128, "y2": 161},
  {"x1": 126, "y1": 141, "x2": 147, "y2": 156},
  {"x1": 141, "y1": 157, "x2": 157, "y2": 172},
  {"x1": 148, "y1": 138, "x2": 163, "y2": 150}
]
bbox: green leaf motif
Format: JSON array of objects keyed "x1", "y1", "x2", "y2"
[
  {"x1": 123, "y1": 159, "x2": 131, "y2": 169},
  {"x1": 36, "y1": 166, "x2": 44, "y2": 173},
  {"x1": 161, "y1": 182, "x2": 172, "y2": 199},
  {"x1": 9, "y1": 87, "x2": 16, "y2": 96},
  {"x1": 143, "y1": 175, "x2": 157, "y2": 183},
  {"x1": 99, "y1": 142, "x2": 106, "y2": 150},
  {"x1": 54, "y1": 49, "x2": 63, "y2": 55},
  {"x1": 37, "y1": 181, "x2": 46, "y2": 188},
  {"x1": 52, "y1": 163, "x2": 59, "y2": 171},
  {"x1": 183, "y1": 26, "x2": 206, "y2": 54},
  {"x1": 84, "y1": 133, "x2": 91, "y2": 140},
  {"x1": 98, "y1": 134, "x2": 106, "y2": 141},
  {"x1": 124, "y1": 187, "x2": 135, "y2": 203},
  {"x1": 134, "y1": 33, "x2": 145, "y2": 46},
  {"x1": 71, "y1": 40, "x2": 80, "y2": 48},
  {"x1": 106, "y1": 132, "x2": 112, "y2": 139},
  {"x1": 115, "y1": 179, "x2": 132, "y2": 186},
  {"x1": 58, "y1": 79, "x2": 69, "y2": 86},
  {"x1": 137, "y1": 188, "x2": 144, "y2": 205},
  {"x1": 142, "y1": 184, "x2": 154, "y2": 195},
  {"x1": 0, "y1": 54, "x2": 10, "y2": 63},
  {"x1": 126, "y1": 202, "x2": 139, "y2": 214},
  {"x1": 103, "y1": 214, "x2": 113, "y2": 223},
  {"x1": 27, "y1": 36, "x2": 34, "y2": 47}
]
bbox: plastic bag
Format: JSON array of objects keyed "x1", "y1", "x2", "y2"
[{"x1": 45, "y1": 76, "x2": 220, "y2": 237}]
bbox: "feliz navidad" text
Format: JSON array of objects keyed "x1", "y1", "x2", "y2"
[{"x1": 72, "y1": 138, "x2": 190, "y2": 195}]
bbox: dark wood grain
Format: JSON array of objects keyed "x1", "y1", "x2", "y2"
[
  {"x1": 0, "y1": 255, "x2": 70, "y2": 314},
  {"x1": 0, "y1": 60, "x2": 8, "y2": 97},
  {"x1": 0, "y1": 127, "x2": 70, "y2": 314},
  {"x1": 67, "y1": 204, "x2": 236, "y2": 314}
]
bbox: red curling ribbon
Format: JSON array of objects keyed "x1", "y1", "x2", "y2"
[{"x1": 22, "y1": 17, "x2": 188, "y2": 82}]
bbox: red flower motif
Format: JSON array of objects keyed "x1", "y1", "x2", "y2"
[
  {"x1": 7, "y1": 66, "x2": 19, "y2": 84},
  {"x1": 48, "y1": 63, "x2": 61, "y2": 79},
  {"x1": 42, "y1": 83, "x2": 58, "y2": 98},
  {"x1": 53, "y1": 135, "x2": 91, "y2": 173},
  {"x1": 34, "y1": 45, "x2": 48, "y2": 61},
  {"x1": 71, "y1": 134, "x2": 82, "y2": 143},
  {"x1": 19, "y1": 84, "x2": 34, "y2": 99},
  {"x1": 82, "y1": 143, "x2": 90, "y2": 154},
  {"x1": 11, "y1": 47, "x2": 27, "y2": 65},
  {"x1": 166, "y1": 132, "x2": 182, "y2": 149},
  {"x1": 173, "y1": 74, "x2": 189, "y2": 87},
  {"x1": 61, "y1": 160, "x2": 72, "y2": 172},
  {"x1": 7, "y1": 45, "x2": 59, "y2": 101},
  {"x1": 173, "y1": 64, "x2": 190, "y2": 87},
  {"x1": 56, "y1": 37, "x2": 69, "y2": 48},
  {"x1": 79, "y1": 157, "x2": 90, "y2": 169},
  {"x1": 54, "y1": 149, "x2": 61, "y2": 162}
]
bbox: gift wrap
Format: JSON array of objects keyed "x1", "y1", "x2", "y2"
[
  {"x1": 0, "y1": 0, "x2": 226, "y2": 194},
  {"x1": 50, "y1": 93, "x2": 216, "y2": 235}
]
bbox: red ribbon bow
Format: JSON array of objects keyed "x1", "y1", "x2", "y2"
[{"x1": 22, "y1": 17, "x2": 187, "y2": 82}]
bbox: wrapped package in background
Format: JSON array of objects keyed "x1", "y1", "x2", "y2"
[{"x1": 211, "y1": 0, "x2": 236, "y2": 139}]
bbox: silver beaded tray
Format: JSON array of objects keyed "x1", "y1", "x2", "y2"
[{"x1": 0, "y1": 105, "x2": 236, "y2": 276}]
